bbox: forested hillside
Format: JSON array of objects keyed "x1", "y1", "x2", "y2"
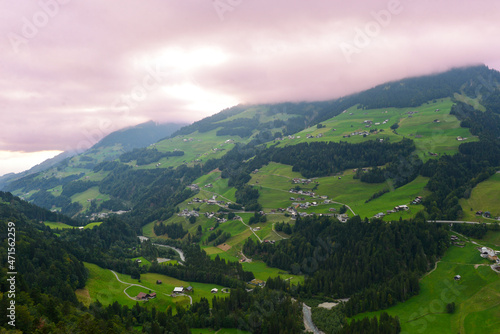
[{"x1": 243, "y1": 215, "x2": 449, "y2": 315}]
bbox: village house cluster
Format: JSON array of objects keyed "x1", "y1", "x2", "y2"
[
  {"x1": 90, "y1": 210, "x2": 128, "y2": 221},
  {"x1": 306, "y1": 133, "x2": 324, "y2": 139},
  {"x1": 136, "y1": 292, "x2": 156, "y2": 301},
  {"x1": 178, "y1": 209, "x2": 199, "y2": 218},
  {"x1": 373, "y1": 199, "x2": 420, "y2": 219},
  {"x1": 343, "y1": 131, "x2": 371, "y2": 138},
  {"x1": 275, "y1": 135, "x2": 302, "y2": 141},
  {"x1": 188, "y1": 196, "x2": 225, "y2": 206},
  {"x1": 475, "y1": 210, "x2": 496, "y2": 219},
  {"x1": 172, "y1": 286, "x2": 194, "y2": 295},
  {"x1": 480, "y1": 246, "x2": 500, "y2": 264},
  {"x1": 291, "y1": 178, "x2": 316, "y2": 185}
]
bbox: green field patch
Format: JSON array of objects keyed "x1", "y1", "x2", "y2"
[
  {"x1": 351, "y1": 234, "x2": 500, "y2": 334},
  {"x1": 249, "y1": 161, "x2": 429, "y2": 220},
  {"x1": 218, "y1": 220, "x2": 249, "y2": 236},
  {"x1": 479, "y1": 230, "x2": 500, "y2": 249},
  {"x1": 80, "y1": 170, "x2": 110, "y2": 182},
  {"x1": 153, "y1": 129, "x2": 247, "y2": 168},
  {"x1": 142, "y1": 221, "x2": 156, "y2": 237},
  {"x1": 84, "y1": 262, "x2": 139, "y2": 307},
  {"x1": 132, "y1": 257, "x2": 151, "y2": 267},
  {"x1": 203, "y1": 246, "x2": 224, "y2": 255},
  {"x1": 75, "y1": 288, "x2": 91, "y2": 307},
  {"x1": 47, "y1": 185, "x2": 63, "y2": 197},
  {"x1": 125, "y1": 285, "x2": 152, "y2": 298},
  {"x1": 119, "y1": 269, "x2": 230, "y2": 307},
  {"x1": 278, "y1": 99, "x2": 476, "y2": 160},
  {"x1": 70, "y1": 186, "x2": 110, "y2": 211},
  {"x1": 242, "y1": 261, "x2": 304, "y2": 286},
  {"x1": 43, "y1": 221, "x2": 102, "y2": 230},
  {"x1": 459, "y1": 173, "x2": 500, "y2": 222},
  {"x1": 83, "y1": 263, "x2": 231, "y2": 313},
  {"x1": 192, "y1": 171, "x2": 237, "y2": 203}
]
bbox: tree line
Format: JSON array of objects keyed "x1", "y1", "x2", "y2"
[{"x1": 243, "y1": 215, "x2": 448, "y2": 315}]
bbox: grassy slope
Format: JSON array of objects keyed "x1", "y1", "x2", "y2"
[
  {"x1": 71, "y1": 186, "x2": 110, "y2": 211},
  {"x1": 460, "y1": 173, "x2": 500, "y2": 221},
  {"x1": 351, "y1": 231, "x2": 500, "y2": 334},
  {"x1": 79, "y1": 262, "x2": 231, "y2": 312},
  {"x1": 249, "y1": 162, "x2": 429, "y2": 220},
  {"x1": 43, "y1": 221, "x2": 102, "y2": 230},
  {"x1": 278, "y1": 99, "x2": 476, "y2": 160},
  {"x1": 151, "y1": 105, "x2": 290, "y2": 170}
]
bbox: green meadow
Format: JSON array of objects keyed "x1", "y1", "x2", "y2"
[
  {"x1": 70, "y1": 186, "x2": 110, "y2": 211},
  {"x1": 193, "y1": 170, "x2": 237, "y2": 203},
  {"x1": 147, "y1": 104, "x2": 299, "y2": 170},
  {"x1": 131, "y1": 257, "x2": 152, "y2": 267},
  {"x1": 351, "y1": 231, "x2": 500, "y2": 334},
  {"x1": 151, "y1": 130, "x2": 241, "y2": 169},
  {"x1": 43, "y1": 221, "x2": 102, "y2": 230},
  {"x1": 205, "y1": 249, "x2": 304, "y2": 286},
  {"x1": 280, "y1": 99, "x2": 476, "y2": 160},
  {"x1": 460, "y1": 173, "x2": 500, "y2": 221},
  {"x1": 249, "y1": 162, "x2": 428, "y2": 220},
  {"x1": 79, "y1": 263, "x2": 231, "y2": 313}
]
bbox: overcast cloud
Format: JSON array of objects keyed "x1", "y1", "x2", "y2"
[{"x1": 1, "y1": 0, "x2": 499, "y2": 175}]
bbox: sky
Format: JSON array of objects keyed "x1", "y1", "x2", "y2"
[{"x1": 1, "y1": 0, "x2": 500, "y2": 176}]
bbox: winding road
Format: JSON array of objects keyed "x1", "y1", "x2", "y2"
[
  {"x1": 110, "y1": 270, "x2": 156, "y2": 300},
  {"x1": 238, "y1": 217, "x2": 263, "y2": 243},
  {"x1": 109, "y1": 270, "x2": 193, "y2": 305},
  {"x1": 152, "y1": 243, "x2": 186, "y2": 262}
]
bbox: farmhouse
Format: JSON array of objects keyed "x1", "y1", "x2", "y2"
[
  {"x1": 249, "y1": 279, "x2": 266, "y2": 287},
  {"x1": 454, "y1": 275, "x2": 461, "y2": 281},
  {"x1": 411, "y1": 196, "x2": 423, "y2": 205},
  {"x1": 480, "y1": 247, "x2": 497, "y2": 261},
  {"x1": 173, "y1": 287, "x2": 184, "y2": 294},
  {"x1": 136, "y1": 292, "x2": 156, "y2": 300},
  {"x1": 211, "y1": 288, "x2": 218, "y2": 293}
]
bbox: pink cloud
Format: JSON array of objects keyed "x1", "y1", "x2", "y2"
[{"x1": 0, "y1": 0, "x2": 499, "y2": 157}]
